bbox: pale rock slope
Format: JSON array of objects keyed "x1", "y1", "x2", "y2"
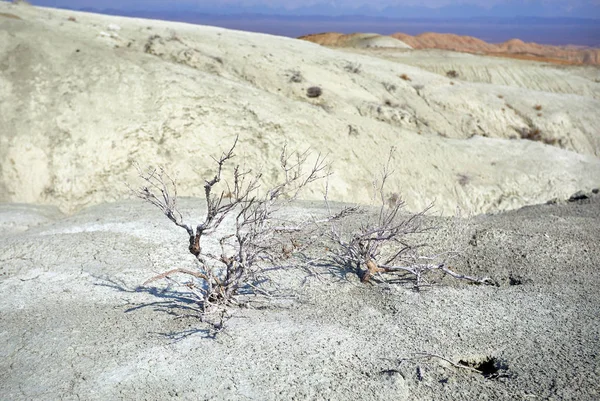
[
  {"x1": 0, "y1": 3, "x2": 599, "y2": 215},
  {"x1": 393, "y1": 32, "x2": 600, "y2": 65},
  {"x1": 298, "y1": 32, "x2": 412, "y2": 49},
  {"x1": 350, "y1": 48, "x2": 600, "y2": 100}
]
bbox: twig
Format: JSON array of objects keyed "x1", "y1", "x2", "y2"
[{"x1": 413, "y1": 352, "x2": 483, "y2": 374}]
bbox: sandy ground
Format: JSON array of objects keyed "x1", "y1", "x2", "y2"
[
  {"x1": 1, "y1": 3, "x2": 599, "y2": 216},
  {"x1": 1, "y1": 192, "x2": 599, "y2": 400}
]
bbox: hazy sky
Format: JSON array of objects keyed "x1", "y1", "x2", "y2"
[
  {"x1": 24, "y1": 0, "x2": 600, "y2": 20},
  {"x1": 29, "y1": 0, "x2": 600, "y2": 11}
]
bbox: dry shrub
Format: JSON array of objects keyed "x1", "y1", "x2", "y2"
[
  {"x1": 344, "y1": 62, "x2": 361, "y2": 74},
  {"x1": 132, "y1": 137, "x2": 329, "y2": 327},
  {"x1": 287, "y1": 70, "x2": 303, "y2": 83},
  {"x1": 518, "y1": 126, "x2": 557, "y2": 145},
  {"x1": 534, "y1": 104, "x2": 543, "y2": 111},
  {"x1": 446, "y1": 70, "x2": 459, "y2": 78},
  {"x1": 320, "y1": 149, "x2": 493, "y2": 288},
  {"x1": 457, "y1": 174, "x2": 470, "y2": 186},
  {"x1": 399, "y1": 74, "x2": 411, "y2": 81}
]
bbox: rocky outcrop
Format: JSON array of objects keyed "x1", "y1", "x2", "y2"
[
  {"x1": 300, "y1": 31, "x2": 600, "y2": 66},
  {"x1": 392, "y1": 33, "x2": 600, "y2": 65}
]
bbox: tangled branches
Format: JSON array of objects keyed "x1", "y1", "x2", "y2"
[
  {"x1": 132, "y1": 136, "x2": 329, "y2": 324},
  {"x1": 324, "y1": 149, "x2": 493, "y2": 289}
]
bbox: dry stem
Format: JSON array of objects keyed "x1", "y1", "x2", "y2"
[{"x1": 132, "y1": 136, "x2": 329, "y2": 324}]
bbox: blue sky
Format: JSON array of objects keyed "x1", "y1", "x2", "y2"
[
  {"x1": 28, "y1": 0, "x2": 600, "y2": 18},
  {"x1": 27, "y1": 0, "x2": 600, "y2": 7},
  {"x1": 22, "y1": 1, "x2": 600, "y2": 45}
]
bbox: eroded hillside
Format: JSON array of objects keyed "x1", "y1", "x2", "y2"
[{"x1": 1, "y1": 3, "x2": 599, "y2": 215}]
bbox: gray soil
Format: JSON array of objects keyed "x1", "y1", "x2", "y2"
[{"x1": 1, "y1": 193, "x2": 599, "y2": 400}]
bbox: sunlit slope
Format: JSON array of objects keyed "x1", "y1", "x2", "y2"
[{"x1": 1, "y1": 3, "x2": 599, "y2": 214}]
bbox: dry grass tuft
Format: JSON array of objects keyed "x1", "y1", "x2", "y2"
[{"x1": 518, "y1": 126, "x2": 557, "y2": 145}]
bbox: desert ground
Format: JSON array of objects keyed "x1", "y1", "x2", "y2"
[{"x1": 1, "y1": 2, "x2": 600, "y2": 400}]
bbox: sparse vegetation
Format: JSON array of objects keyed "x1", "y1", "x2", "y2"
[
  {"x1": 306, "y1": 86, "x2": 322, "y2": 98},
  {"x1": 382, "y1": 82, "x2": 397, "y2": 93},
  {"x1": 446, "y1": 70, "x2": 459, "y2": 78},
  {"x1": 133, "y1": 138, "x2": 495, "y2": 332},
  {"x1": 505, "y1": 103, "x2": 559, "y2": 146},
  {"x1": 457, "y1": 174, "x2": 470, "y2": 186},
  {"x1": 287, "y1": 70, "x2": 303, "y2": 83},
  {"x1": 320, "y1": 149, "x2": 493, "y2": 288},
  {"x1": 348, "y1": 124, "x2": 359, "y2": 137},
  {"x1": 144, "y1": 34, "x2": 162, "y2": 54},
  {"x1": 518, "y1": 126, "x2": 557, "y2": 145},
  {"x1": 344, "y1": 62, "x2": 362, "y2": 74},
  {"x1": 132, "y1": 137, "x2": 329, "y2": 327}
]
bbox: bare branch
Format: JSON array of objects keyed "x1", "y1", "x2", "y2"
[
  {"x1": 319, "y1": 147, "x2": 491, "y2": 288},
  {"x1": 132, "y1": 137, "x2": 330, "y2": 328},
  {"x1": 412, "y1": 352, "x2": 484, "y2": 374}
]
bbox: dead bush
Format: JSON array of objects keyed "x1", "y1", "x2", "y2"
[
  {"x1": 132, "y1": 137, "x2": 329, "y2": 327},
  {"x1": 287, "y1": 70, "x2": 303, "y2": 83},
  {"x1": 321, "y1": 149, "x2": 493, "y2": 288},
  {"x1": 518, "y1": 126, "x2": 556, "y2": 145},
  {"x1": 533, "y1": 104, "x2": 543, "y2": 111},
  {"x1": 344, "y1": 62, "x2": 361, "y2": 74},
  {"x1": 399, "y1": 74, "x2": 411, "y2": 81},
  {"x1": 446, "y1": 70, "x2": 459, "y2": 78}
]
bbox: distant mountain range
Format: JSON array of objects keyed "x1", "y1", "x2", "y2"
[{"x1": 300, "y1": 31, "x2": 600, "y2": 64}]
